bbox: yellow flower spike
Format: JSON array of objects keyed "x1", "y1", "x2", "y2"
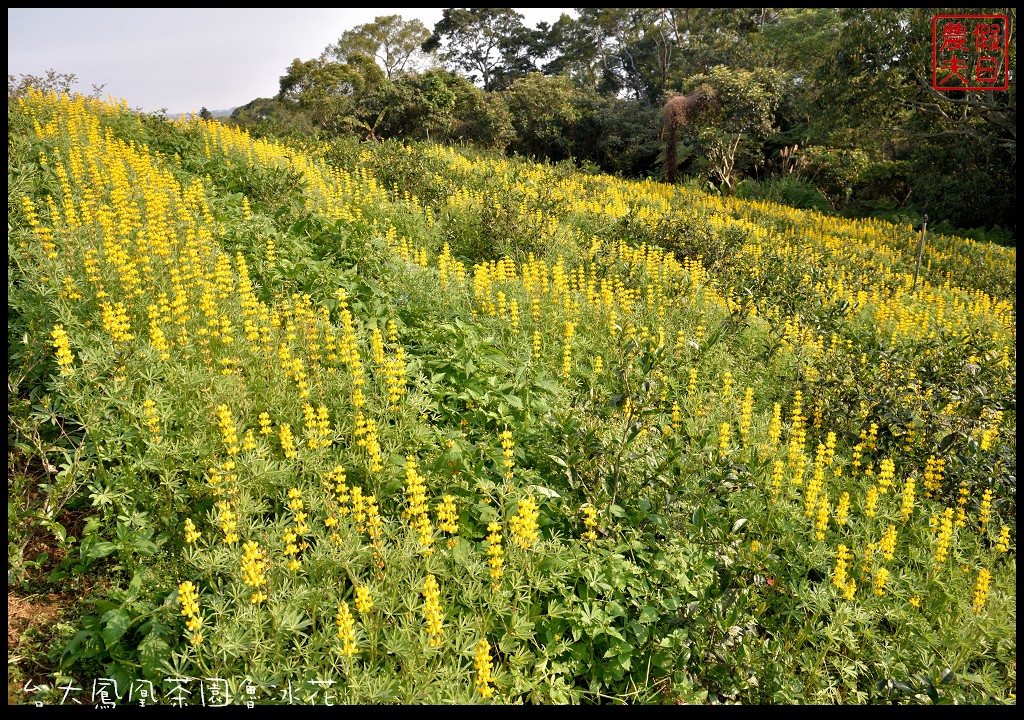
[
  {"x1": 814, "y1": 494, "x2": 830, "y2": 540},
  {"x1": 184, "y1": 518, "x2": 200, "y2": 544},
  {"x1": 50, "y1": 325, "x2": 75, "y2": 374},
  {"x1": 739, "y1": 387, "x2": 754, "y2": 445},
  {"x1": 879, "y1": 525, "x2": 898, "y2": 561},
  {"x1": 335, "y1": 601, "x2": 358, "y2": 656},
  {"x1": 864, "y1": 485, "x2": 879, "y2": 518},
  {"x1": 422, "y1": 574, "x2": 444, "y2": 647},
  {"x1": 971, "y1": 568, "x2": 992, "y2": 613},
  {"x1": 834, "y1": 492, "x2": 850, "y2": 526},
  {"x1": 486, "y1": 521, "x2": 504, "y2": 584},
  {"x1": 436, "y1": 495, "x2": 459, "y2": 547},
  {"x1": 718, "y1": 422, "x2": 731, "y2": 457},
  {"x1": 354, "y1": 586, "x2": 373, "y2": 615},
  {"x1": 934, "y1": 508, "x2": 955, "y2": 567},
  {"x1": 474, "y1": 638, "x2": 496, "y2": 699},
  {"x1": 994, "y1": 525, "x2": 1010, "y2": 553},
  {"x1": 873, "y1": 567, "x2": 889, "y2": 596},
  {"x1": 769, "y1": 460, "x2": 785, "y2": 500},
  {"x1": 510, "y1": 495, "x2": 539, "y2": 550},
  {"x1": 770, "y1": 405, "x2": 782, "y2": 450},
  {"x1": 500, "y1": 430, "x2": 515, "y2": 480},
  {"x1": 258, "y1": 412, "x2": 272, "y2": 435},
  {"x1": 978, "y1": 489, "x2": 993, "y2": 533},
  {"x1": 832, "y1": 544, "x2": 851, "y2": 590},
  {"x1": 898, "y1": 476, "x2": 916, "y2": 522},
  {"x1": 583, "y1": 505, "x2": 598, "y2": 543},
  {"x1": 240, "y1": 540, "x2": 268, "y2": 603},
  {"x1": 177, "y1": 581, "x2": 203, "y2": 643}
]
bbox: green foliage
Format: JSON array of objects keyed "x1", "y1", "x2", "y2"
[
  {"x1": 503, "y1": 73, "x2": 580, "y2": 161},
  {"x1": 681, "y1": 65, "x2": 785, "y2": 192},
  {"x1": 423, "y1": 8, "x2": 533, "y2": 92},
  {"x1": 322, "y1": 14, "x2": 433, "y2": 80},
  {"x1": 569, "y1": 95, "x2": 661, "y2": 178},
  {"x1": 7, "y1": 89, "x2": 1016, "y2": 706},
  {"x1": 735, "y1": 177, "x2": 833, "y2": 214},
  {"x1": 208, "y1": 8, "x2": 1015, "y2": 238}
]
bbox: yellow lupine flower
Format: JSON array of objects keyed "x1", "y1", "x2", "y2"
[
  {"x1": 718, "y1": 422, "x2": 731, "y2": 456},
  {"x1": 474, "y1": 638, "x2": 496, "y2": 698},
  {"x1": 177, "y1": 581, "x2": 203, "y2": 645},
  {"x1": 582, "y1": 505, "x2": 598, "y2": 543},
  {"x1": 934, "y1": 508, "x2": 955, "y2": 566},
  {"x1": 873, "y1": 567, "x2": 889, "y2": 596},
  {"x1": 486, "y1": 521, "x2": 504, "y2": 584},
  {"x1": 898, "y1": 476, "x2": 916, "y2": 522},
  {"x1": 864, "y1": 485, "x2": 879, "y2": 518},
  {"x1": 971, "y1": 567, "x2": 992, "y2": 613},
  {"x1": 184, "y1": 518, "x2": 200, "y2": 544},
  {"x1": 335, "y1": 601, "x2": 358, "y2": 656},
  {"x1": 50, "y1": 325, "x2": 75, "y2": 374},
  {"x1": 978, "y1": 489, "x2": 992, "y2": 533},
  {"x1": 354, "y1": 586, "x2": 373, "y2": 615},
  {"x1": 509, "y1": 495, "x2": 539, "y2": 550},
  {"x1": 879, "y1": 525, "x2": 897, "y2": 561},
  {"x1": 834, "y1": 492, "x2": 850, "y2": 526},
  {"x1": 500, "y1": 430, "x2": 515, "y2": 480},
  {"x1": 994, "y1": 525, "x2": 1010, "y2": 553},
  {"x1": 422, "y1": 574, "x2": 444, "y2": 647}
]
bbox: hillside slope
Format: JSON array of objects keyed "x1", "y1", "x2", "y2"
[{"x1": 8, "y1": 92, "x2": 1016, "y2": 705}]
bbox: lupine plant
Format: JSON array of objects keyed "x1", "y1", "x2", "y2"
[{"x1": 7, "y1": 89, "x2": 1015, "y2": 705}]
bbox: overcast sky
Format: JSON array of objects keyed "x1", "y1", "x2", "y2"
[{"x1": 8, "y1": 8, "x2": 573, "y2": 115}]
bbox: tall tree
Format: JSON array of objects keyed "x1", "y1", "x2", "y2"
[
  {"x1": 422, "y1": 8, "x2": 531, "y2": 91},
  {"x1": 814, "y1": 8, "x2": 1016, "y2": 230},
  {"x1": 678, "y1": 66, "x2": 784, "y2": 191},
  {"x1": 503, "y1": 73, "x2": 580, "y2": 160},
  {"x1": 323, "y1": 15, "x2": 434, "y2": 79},
  {"x1": 276, "y1": 55, "x2": 385, "y2": 133}
]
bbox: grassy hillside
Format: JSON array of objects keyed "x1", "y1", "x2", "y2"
[{"x1": 8, "y1": 90, "x2": 1016, "y2": 705}]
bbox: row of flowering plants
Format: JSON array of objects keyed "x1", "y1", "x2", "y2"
[{"x1": 8, "y1": 89, "x2": 1015, "y2": 704}]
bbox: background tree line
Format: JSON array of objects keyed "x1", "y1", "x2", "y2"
[{"x1": 222, "y1": 8, "x2": 1016, "y2": 242}]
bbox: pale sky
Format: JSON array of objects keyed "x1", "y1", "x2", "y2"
[{"x1": 8, "y1": 8, "x2": 574, "y2": 115}]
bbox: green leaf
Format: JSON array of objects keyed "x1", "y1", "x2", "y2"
[
  {"x1": 46, "y1": 521, "x2": 67, "y2": 544},
  {"x1": 132, "y1": 538, "x2": 158, "y2": 556},
  {"x1": 639, "y1": 606, "x2": 659, "y2": 625},
  {"x1": 731, "y1": 518, "x2": 748, "y2": 534},
  {"x1": 103, "y1": 662, "x2": 133, "y2": 692},
  {"x1": 533, "y1": 378, "x2": 560, "y2": 394},
  {"x1": 652, "y1": 651, "x2": 674, "y2": 668},
  {"x1": 87, "y1": 541, "x2": 117, "y2": 560},
  {"x1": 100, "y1": 609, "x2": 130, "y2": 648},
  {"x1": 937, "y1": 432, "x2": 957, "y2": 453},
  {"x1": 938, "y1": 668, "x2": 955, "y2": 685}
]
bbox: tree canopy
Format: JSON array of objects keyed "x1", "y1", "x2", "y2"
[
  {"x1": 213, "y1": 7, "x2": 1015, "y2": 240},
  {"x1": 323, "y1": 15, "x2": 434, "y2": 79}
]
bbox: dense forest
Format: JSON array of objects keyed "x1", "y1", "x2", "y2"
[{"x1": 218, "y1": 8, "x2": 1015, "y2": 244}]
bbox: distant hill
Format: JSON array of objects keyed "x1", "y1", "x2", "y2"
[{"x1": 165, "y1": 107, "x2": 236, "y2": 119}]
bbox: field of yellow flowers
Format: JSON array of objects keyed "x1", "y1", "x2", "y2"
[{"x1": 8, "y1": 90, "x2": 1015, "y2": 705}]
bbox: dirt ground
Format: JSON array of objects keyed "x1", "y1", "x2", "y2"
[{"x1": 8, "y1": 592, "x2": 68, "y2": 705}]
